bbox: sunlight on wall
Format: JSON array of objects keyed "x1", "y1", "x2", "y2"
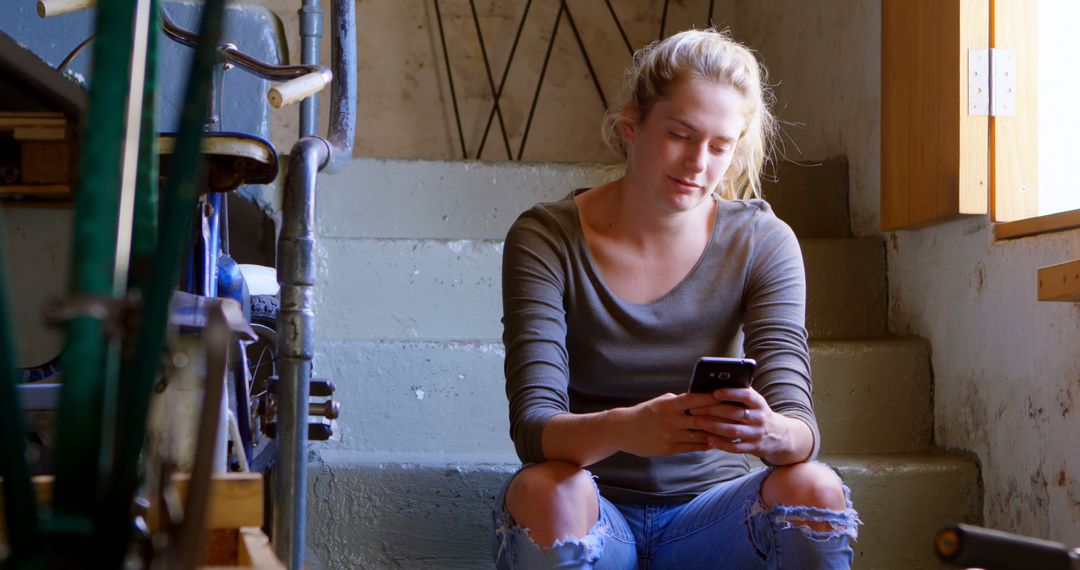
[{"x1": 1037, "y1": 0, "x2": 1080, "y2": 215}]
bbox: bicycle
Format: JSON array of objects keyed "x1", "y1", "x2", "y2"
[{"x1": 2, "y1": 0, "x2": 354, "y2": 566}]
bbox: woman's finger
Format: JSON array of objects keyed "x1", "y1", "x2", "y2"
[
  {"x1": 693, "y1": 419, "x2": 746, "y2": 440},
  {"x1": 672, "y1": 391, "x2": 726, "y2": 410},
  {"x1": 713, "y1": 387, "x2": 770, "y2": 410},
  {"x1": 686, "y1": 402, "x2": 750, "y2": 423}
]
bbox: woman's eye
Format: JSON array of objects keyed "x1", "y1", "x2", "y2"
[
  {"x1": 711, "y1": 145, "x2": 732, "y2": 154},
  {"x1": 669, "y1": 132, "x2": 689, "y2": 141}
]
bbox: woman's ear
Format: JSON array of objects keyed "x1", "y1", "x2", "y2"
[{"x1": 620, "y1": 102, "x2": 639, "y2": 144}]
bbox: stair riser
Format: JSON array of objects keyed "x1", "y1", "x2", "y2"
[
  {"x1": 316, "y1": 158, "x2": 850, "y2": 241},
  {"x1": 813, "y1": 339, "x2": 933, "y2": 453},
  {"x1": 833, "y1": 458, "x2": 983, "y2": 569},
  {"x1": 316, "y1": 238, "x2": 886, "y2": 342},
  {"x1": 316, "y1": 339, "x2": 931, "y2": 456},
  {"x1": 802, "y1": 238, "x2": 888, "y2": 339},
  {"x1": 305, "y1": 456, "x2": 980, "y2": 570}
]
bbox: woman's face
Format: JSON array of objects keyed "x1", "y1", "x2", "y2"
[{"x1": 622, "y1": 77, "x2": 746, "y2": 213}]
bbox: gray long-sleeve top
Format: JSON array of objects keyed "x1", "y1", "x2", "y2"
[{"x1": 501, "y1": 192, "x2": 818, "y2": 504}]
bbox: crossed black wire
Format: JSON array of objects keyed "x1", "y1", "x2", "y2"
[{"x1": 433, "y1": 0, "x2": 716, "y2": 160}]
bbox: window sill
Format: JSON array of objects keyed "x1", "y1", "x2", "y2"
[
  {"x1": 1038, "y1": 259, "x2": 1080, "y2": 302},
  {"x1": 994, "y1": 208, "x2": 1080, "y2": 240}
]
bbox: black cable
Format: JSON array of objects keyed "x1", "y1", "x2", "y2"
[
  {"x1": 433, "y1": 0, "x2": 467, "y2": 159},
  {"x1": 477, "y1": 0, "x2": 532, "y2": 160},
  {"x1": 563, "y1": 1, "x2": 607, "y2": 111},
  {"x1": 518, "y1": 2, "x2": 564, "y2": 160},
  {"x1": 468, "y1": 0, "x2": 512, "y2": 159},
  {"x1": 604, "y1": 0, "x2": 634, "y2": 56}
]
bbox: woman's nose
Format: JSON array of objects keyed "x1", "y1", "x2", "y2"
[{"x1": 684, "y1": 144, "x2": 707, "y2": 173}]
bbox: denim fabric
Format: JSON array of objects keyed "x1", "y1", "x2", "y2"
[{"x1": 492, "y1": 465, "x2": 860, "y2": 569}]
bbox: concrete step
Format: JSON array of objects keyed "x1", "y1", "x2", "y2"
[
  {"x1": 814, "y1": 337, "x2": 932, "y2": 453},
  {"x1": 315, "y1": 237, "x2": 886, "y2": 342},
  {"x1": 316, "y1": 157, "x2": 850, "y2": 241},
  {"x1": 306, "y1": 451, "x2": 980, "y2": 570},
  {"x1": 315, "y1": 338, "x2": 930, "y2": 457}
]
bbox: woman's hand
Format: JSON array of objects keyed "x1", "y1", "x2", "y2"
[
  {"x1": 686, "y1": 387, "x2": 812, "y2": 465},
  {"x1": 611, "y1": 392, "x2": 722, "y2": 457}
]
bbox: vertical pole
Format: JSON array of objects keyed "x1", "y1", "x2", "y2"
[
  {"x1": 50, "y1": 0, "x2": 140, "y2": 546},
  {"x1": 273, "y1": 138, "x2": 329, "y2": 570},
  {"x1": 299, "y1": 0, "x2": 323, "y2": 137}
]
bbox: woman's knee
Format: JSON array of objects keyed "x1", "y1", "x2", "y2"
[
  {"x1": 761, "y1": 462, "x2": 847, "y2": 511},
  {"x1": 505, "y1": 461, "x2": 596, "y2": 519}
]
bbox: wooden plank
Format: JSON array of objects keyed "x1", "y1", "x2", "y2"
[
  {"x1": 21, "y1": 141, "x2": 73, "y2": 184},
  {"x1": 13, "y1": 127, "x2": 67, "y2": 141},
  {"x1": 0, "y1": 185, "x2": 71, "y2": 195},
  {"x1": 1038, "y1": 259, "x2": 1080, "y2": 302},
  {"x1": 164, "y1": 472, "x2": 264, "y2": 530},
  {"x1": 236, "y1": 526, "x2": 286, "y2": 569},
  {"x1": 0, "y1": 473, "x2": 263, "y2": 540},
  {"x1": 0, "y1": 113, "x2": 66, "y2": 129},
  {"x1": 958, "y1": 0, "x2": 991, "y2": 216},
  {"x1": 203, "y1": 528, "x2": 241, "y2": 566},
  {"x1": 881, "y1": 0, "x2": 988, "y2": 231},
  {"x1": 991, "y1": 0, "x2": 1040, "y2": 222},
  {"x1": 995, "y1": 208, "x2": 1080, "y2": 239}
]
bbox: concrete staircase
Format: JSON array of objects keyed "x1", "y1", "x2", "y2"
[{"x1": 305, "y1": 158, "x2": 981, "y2": 569}]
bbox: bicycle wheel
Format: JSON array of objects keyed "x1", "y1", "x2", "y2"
[{"x1": 245, "y1": 294, "x2": 278, "y2": 472}]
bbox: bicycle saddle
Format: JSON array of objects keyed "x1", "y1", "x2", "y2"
[{"x1": 158, "y1": 131, "x2": 278, "y2": 192}]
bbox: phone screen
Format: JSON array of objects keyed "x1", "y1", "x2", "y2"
[{"x1": 687, "y1": 357, "x2": 756, "y2": 393}]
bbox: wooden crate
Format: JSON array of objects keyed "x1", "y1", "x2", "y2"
[
  {"x1": 0, "y1": 111, "x2": 75, "y2": 202},
  {"x1": 0, "y1": 472, "x2": 284, "y2": 568}
]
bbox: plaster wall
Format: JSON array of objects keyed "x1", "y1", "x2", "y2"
[
  {"x1": 259, "y1": 0, "x2": 880, "y2": 233},
  {"x1": 735, "y1": 0, "x2": 881, "y2": 237},
  {"x1": 262, "y1": 0, "x2": 738, "y2": 161},
  {"x1": 889, "y1": 218, "x2": 1080, "y2": 541}
]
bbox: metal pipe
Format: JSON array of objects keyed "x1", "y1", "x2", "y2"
[
  {"x1": 299, "y1": 0, "x2": 322, "y2": 137},
  {"x1": 273, "y1": 136, "x2": 329, "y2": 570},
  {"x1": 273, "y1": 2, "x2": 353, "y2": 565},
  {"x1": 323, "y1": 0, "x2": 356, "y2": 174}
]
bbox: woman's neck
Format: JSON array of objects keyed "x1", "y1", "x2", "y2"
[{"x1": 603, "y1": 177, "x2": 714, "y2": 246}]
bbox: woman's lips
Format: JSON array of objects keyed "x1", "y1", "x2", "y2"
[{"x1": 667, "y1": 175, "x2": 701, "y2": 191}]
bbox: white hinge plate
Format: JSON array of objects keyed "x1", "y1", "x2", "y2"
[
  {"x1": 969, "y1": 49, "x2": 989, "y2": 115},
  {"x1": 968, "y1": 48, "x2": 1016, "y2": 116},
  {"x1": 991, "y1": 49, "x2": 1016, "y2": 116}
]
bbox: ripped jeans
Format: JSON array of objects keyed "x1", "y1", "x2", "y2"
[{"x1": 491, "y1": 465, "x2": 860, "y2": 569}]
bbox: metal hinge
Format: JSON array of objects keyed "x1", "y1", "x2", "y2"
[{"x1": 969, "y1": 48, "x2": 1016, "y2": 116}]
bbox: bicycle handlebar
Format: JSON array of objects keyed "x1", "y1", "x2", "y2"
[
  {"x1": 37, "y1": 1, "x2": 333, "y2": 106},
  {"x1": 37, "y1": 0, "x2": 94, "y2": 18},
  {"x1": 268, "y1": 70, "x2": 333, "y2": 109}
]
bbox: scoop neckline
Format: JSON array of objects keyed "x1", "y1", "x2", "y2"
[{"x1": 569, "y1": 190, "x2": 722, "y2": 307}]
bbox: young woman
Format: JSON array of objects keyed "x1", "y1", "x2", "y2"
[{"x1": 494, "y1": 29, "x2": 860, "y2": 569}]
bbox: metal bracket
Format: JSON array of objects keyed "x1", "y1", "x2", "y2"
[
  {"x1": 969, "y1": 48, "x2": 1016, "y2": 117},
  {"x1": 969, "y1": 49, "x2": 989, "y2": 115},
  {"x1": 990, "y1": 48, "x2": 1016, "y2": 116}
]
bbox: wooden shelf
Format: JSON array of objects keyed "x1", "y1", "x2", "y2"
[
  {"x1": 996, "y1": 209, "x2": 1080, "y2": 240},
  {"x1": 1038, "y1": 259, "x2": 1080, "y2": 302},
  {"x1": 0, "y1": 472, "x2": 281, "y2": 568}
]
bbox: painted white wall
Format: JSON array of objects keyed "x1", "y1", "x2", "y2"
[{"x1": 889, "y1": 218, "x2": 1080, "y2": 540}]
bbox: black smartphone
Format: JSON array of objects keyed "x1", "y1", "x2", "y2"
[{"x1": 687, "y1": 357, "x2": 756, "y2": 394}]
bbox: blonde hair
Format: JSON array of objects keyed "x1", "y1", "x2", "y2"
[{"x1": 602, "y1": 29, "x2": 777, "y2": 201}]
